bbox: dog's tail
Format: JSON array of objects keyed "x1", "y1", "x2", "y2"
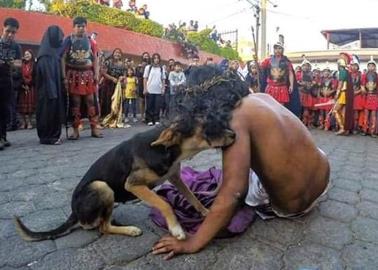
[{"x1": 14, "y1": 213, "x2": 78, "y2": 241}]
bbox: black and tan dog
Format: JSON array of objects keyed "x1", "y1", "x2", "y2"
[{"x1": 14, "y1": 123, "x2": 235, "y2": 241}]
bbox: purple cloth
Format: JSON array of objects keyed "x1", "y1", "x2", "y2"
[{"x1": 150, "y1": 166, "x2": 256, "y2": 235}]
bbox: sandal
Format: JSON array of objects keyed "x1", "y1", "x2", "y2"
[
  {"x1": 91, "y1": 132, "x2": 104, "y2": 138},
  {"x1": 68, "y1": 134, "x2": 80, "y2": 140},
  {"x1": 53, "y1": 138, "x2": 63, "y2": 145},
  {"x1": 335, "y1": 129, "x2": 346, "y2": 136}
]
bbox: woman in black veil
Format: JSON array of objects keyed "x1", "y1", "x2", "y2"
[{"x1": 35, "y1": 25, "x2": 65, "y2": 145}]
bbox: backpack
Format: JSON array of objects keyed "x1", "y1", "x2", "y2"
[{"x1": 146, "y1": 65, "x2": 164, "y2": 81}]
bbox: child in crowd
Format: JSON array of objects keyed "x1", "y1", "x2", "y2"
[
  {"x1": 168, "y1": 61, "x2": 186, "y2": 116},
  {"x1": 123, "y1": 67, "x2": 138, "y2": 127}
]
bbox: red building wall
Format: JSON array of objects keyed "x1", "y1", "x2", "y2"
[{"x1": 0, "y1": 8, "x2": 222, "y2": 64}]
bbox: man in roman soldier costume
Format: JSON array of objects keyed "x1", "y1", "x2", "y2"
[
  {"x1": 361, "y1": 56, "x2": 378, "y2": 137},
  {"x1": 62, "y1": 17, "x2": 103, "y2": 139},
  {"x1": 318, "y1": 66, "x2": 336, "y2": 130},
  {"x1": 333, "y1": 52, "x2": 354, "y2": 135},
  {"x1": 297, "y1": 58, "x2": 314, "y2": 127},
  {"x1": 350, "y1": 55, "x2": 364, "y2": 134},
  {"x1": 260, "y1": 41, "x2": 294, "y2": 105}
]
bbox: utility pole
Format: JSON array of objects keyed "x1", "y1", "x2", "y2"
[
  {"x1": 254, "y1": 5, "x2": 260, "y2": 58},
  {"x1": 244, "y1": 0, "x2": 273, "y2": 59},
  {"x1": 260, "y1": 0, "x2": 267, "y2": 59},
  {"x1": 245, "y1": 0, "x2": 261, "y2": 59}
]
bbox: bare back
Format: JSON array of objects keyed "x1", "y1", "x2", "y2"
[{"x1": 228, "y1": 93, "x2": 330, "y2": 214}]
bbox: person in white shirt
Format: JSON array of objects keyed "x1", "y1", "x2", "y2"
[{"x1": 143, "y1": 53, "x2": 166, "y2": 126}]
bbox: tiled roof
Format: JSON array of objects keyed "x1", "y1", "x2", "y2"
[{"x1": 0, "y1": 8, "x2": 222, "y2": 64}]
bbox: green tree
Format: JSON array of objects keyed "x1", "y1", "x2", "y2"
[
  {"x1": 38, "y1": 0, "x2": 52, "y2": 10},
  {"x1": 48, "y1": 0, "x2": 163, "y2": 37},
  {"x1": 0, "y1": 0, "x2": 26, "y2": 9},
  {"x1": 188, "y1": 29, "x2": 240, "y2": 60}
]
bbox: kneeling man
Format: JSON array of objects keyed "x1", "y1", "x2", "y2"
[{"x1": 153, "y1": 65, "x2": 330, "y2": 259}]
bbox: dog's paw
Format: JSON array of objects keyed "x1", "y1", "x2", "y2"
[
  {"x1": 169, "y1": 225, "x2": 186, "y2": 240},
  {"x1": 127, "y1": 226, "x2": 143, "y2": 237}
]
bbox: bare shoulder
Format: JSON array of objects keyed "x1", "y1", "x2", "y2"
[
  {"x1": 235, "y1": 94, "x2": 278, "y2": 112},
  {"x1": 233, "y1": 93, "x2": 313, "y2": 143},
  {"x1": 231, "y1": 94, "x2": 279, "y2": 124}
]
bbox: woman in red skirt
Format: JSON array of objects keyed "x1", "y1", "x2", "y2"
[
  {"x1": 99, "y1": 48, "x2": 126, "y2": 118},
  {"x1": 17, "y1": 50, "x2": 36, "y2": 129}
]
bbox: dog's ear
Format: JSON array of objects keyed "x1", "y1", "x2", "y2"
[{"x1": 151, "y1": 127, "x2": 181, "y2": 147}]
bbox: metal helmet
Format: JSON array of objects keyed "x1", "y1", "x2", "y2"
[{"x1": 367, "y1": 56, "x2": 376, "y2": 66}]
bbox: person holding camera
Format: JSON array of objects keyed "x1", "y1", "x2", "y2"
[{"x1": 0, "y1": 18, "x2": 22, "y2": 150}]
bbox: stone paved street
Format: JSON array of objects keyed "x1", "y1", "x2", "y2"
[{"x1": 1, "y1": 125, "x2": 378, "y2": 270}]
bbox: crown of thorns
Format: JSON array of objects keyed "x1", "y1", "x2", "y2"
[{"x1": 184, "y1": 72, "x2": 236, "y2": 96}]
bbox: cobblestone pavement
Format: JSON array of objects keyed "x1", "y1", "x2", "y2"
[{"x1": 1, "y1": 125, "x2": 378, "y2": 270}]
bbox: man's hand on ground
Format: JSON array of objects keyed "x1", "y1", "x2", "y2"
[{"x1": 152, "y1": 234, "x2": 198, "y2": 260}]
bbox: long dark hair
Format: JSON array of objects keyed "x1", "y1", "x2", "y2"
[
  {"x1": 170, "y1": 65, "x2": 249, "y2": 139},
  {"x1": 151, "y1": 53, "x2": 161, "y2": 66},
  {"x1": 114, "y1": 48, "x2": 123, "y2": 60},
  {"x1": 22, "y1": 49, "x2": 35, "y2": 64},
  {"x1": 141, "y1": 51, "x2": 151, "y2": 64}
]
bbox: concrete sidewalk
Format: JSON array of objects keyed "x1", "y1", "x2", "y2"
[{"x1": 1, "y1": 126, "x2": 378, "y2": 270}]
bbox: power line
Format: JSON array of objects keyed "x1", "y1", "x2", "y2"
[
  {"x1": 267, "y1": 0, "x2": 277, "y2": 7},
  {"x1": 204, "y1": 7, "x2": 252, "y2": 26},
  {"x1": 266, "y1": 8, "x2": 322, "y2": 23}
]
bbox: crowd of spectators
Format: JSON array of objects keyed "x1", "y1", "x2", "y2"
[
  {"x1": 210, "y1": 27, "x2": 233, "y2": 48},
  {"x1": 97, "y1": 0, "x2": 150, "y2": 19},
  {"x1": 0, "y1": 15, "x2": 244, "y2": 150}
]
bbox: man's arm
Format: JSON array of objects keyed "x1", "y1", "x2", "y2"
[
  {"x1": 153, "y1": 114, "x2": 251, "y2": 259},
  {"x1": 288, "y1": 62, "x2": 294, "y2": 93},
  {"x1": 360, "y1": 73, "x2": 366, "y2": 94},
  {"x1": 91, "y1": 40, "x2": 100, "y2": 82},
  {"x1": 161, "y1": 66, "x2": 166, "y2": 94},
  {"x1": 143, "y1": 65, "x2": 149, "y2": 95},
  {"x1": 102, "y1": 72, "x2": 118, "y2": 83},
  {"x1": 61, "y1": 52, "x2": 68, "y2": 89},
  {"x1": 288, "y1": 69, "x2": 294, "y2": 93},
  {"x1": 143, "y1": 78, "x2": 148, "y2": 95},
  {"x1": 10, "y1": 44, "x2": 22, "y2": 68},
  {"x1": 190, "y1": 123, "x2": 251, "y2": 247}
]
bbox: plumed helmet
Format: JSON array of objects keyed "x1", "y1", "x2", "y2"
[
  {"x1": 338, "y1": 52, "x2": 352, "y2": 67},
  {"x1": 249, "y1": 60, "x2": 257, "y2": 68},
  {"x1": 367, "y1": 56, "x2": 376, "y2": 66},
  {"x1": 273, "y1": 41, "x2": 284, "y2": 49},
  {"x1": 351, "y1": 54, "x2": 360, "y2": 67},
  {"x1": 301, "y1": 57, "x2": 311, "y2": 67}
]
